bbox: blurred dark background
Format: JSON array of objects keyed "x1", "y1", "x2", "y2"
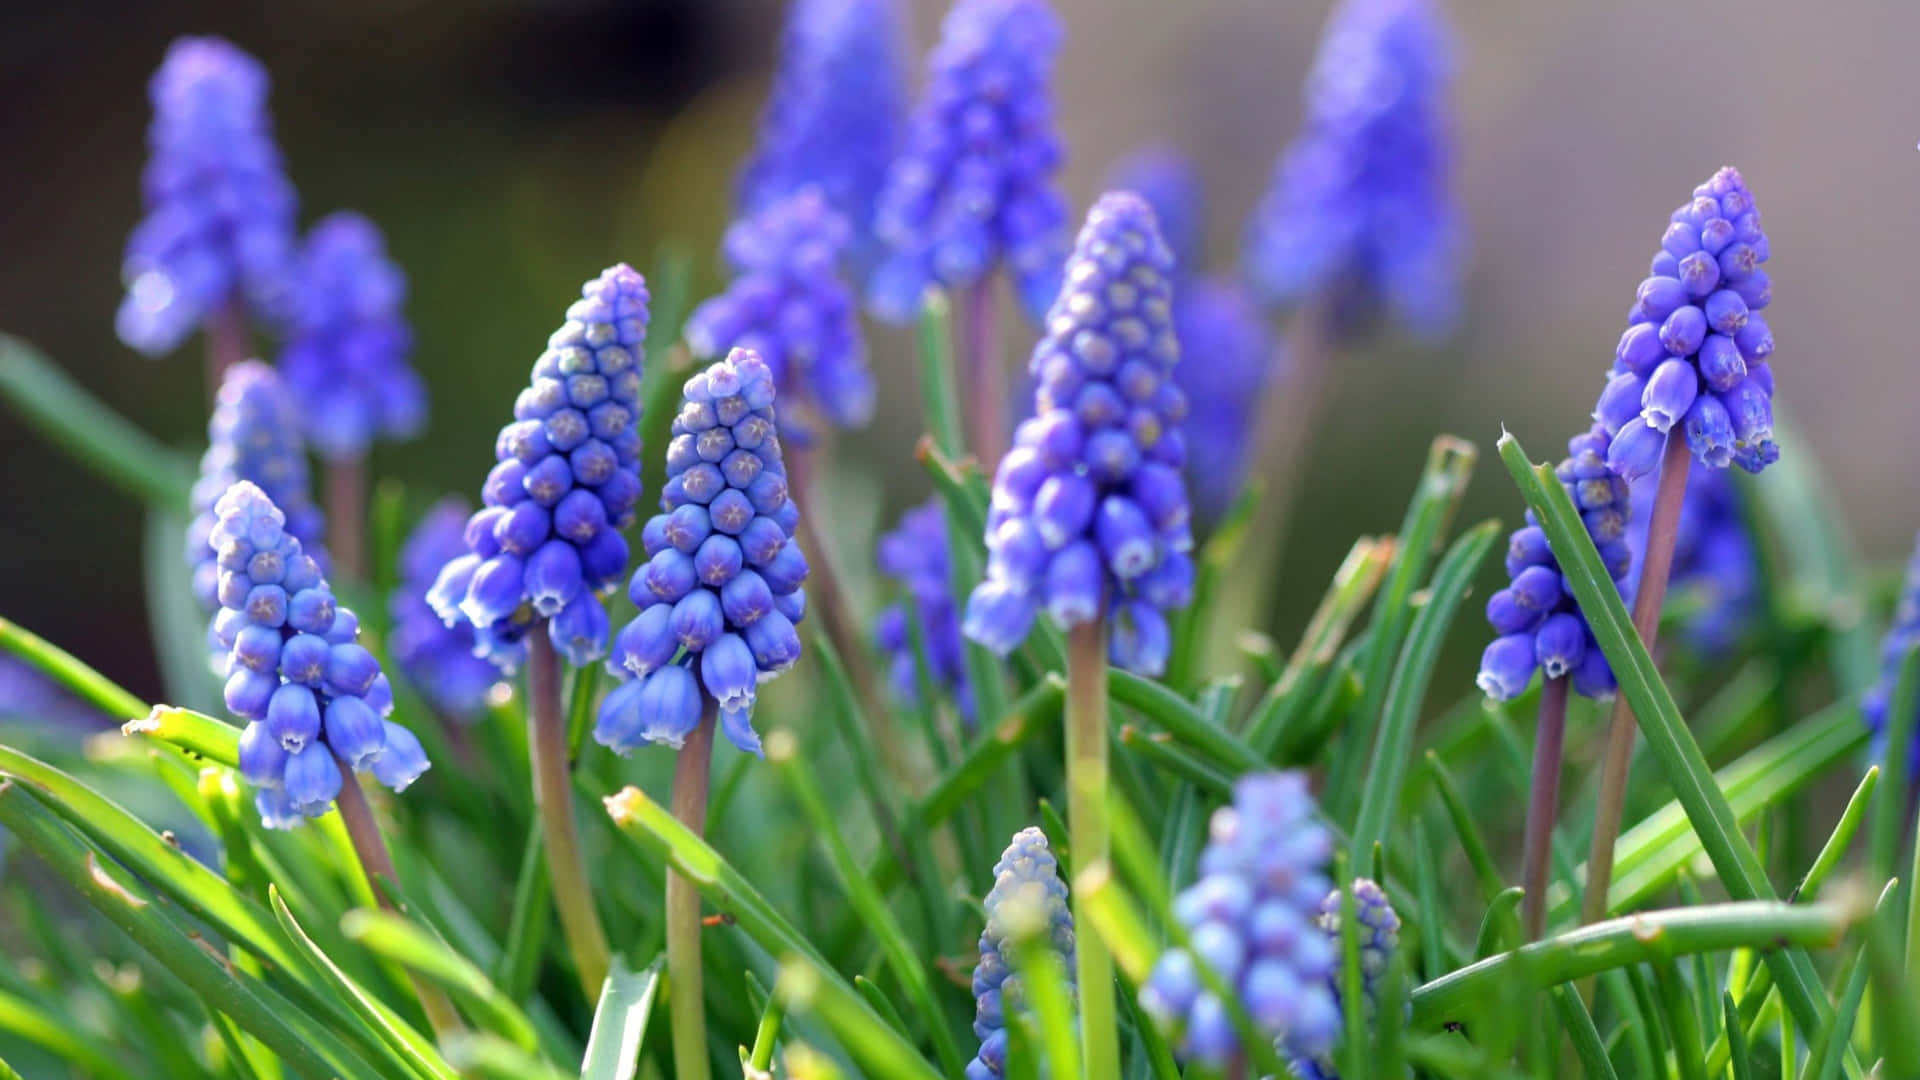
[{"x1": 3, "y1": 0, "x2": 1918, "y2": 705}]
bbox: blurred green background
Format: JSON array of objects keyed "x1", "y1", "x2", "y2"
[{"x1": 3, "y1": 0, "x2": 1916, "y2": 706}]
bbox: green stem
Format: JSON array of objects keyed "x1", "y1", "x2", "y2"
[
  {"x1": 1067, "y1": 621, "x2": 1119, "y2": 1080},
  {"x1": 1521, "y1": 677, "x2": 1570, "y2": 940},
  {"x1": 527, "y1": 631, "x2": 611, "y2": 1002},
  {"x1": 914, "y1": 291, "x2": 965, "y2": 458},
  {"x1": 667, "y1": 706, "x2": 717, "y2": 1080},
  {"x1": 325, "y1": 457, "x2": 368, "y2": 583}
]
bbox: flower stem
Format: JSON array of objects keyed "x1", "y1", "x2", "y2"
[
  {"x1": 667, "y1": 704, "x2": 717, "y2": 1080},
  {"x1": 962, "y1": 278, "x2": 1007, "y2": 466},
  {"x1": 527, "y1": 630, "x2": 611, "y2": 1002},
  {"x1": 204, "y1": 302, "x2": 248, "y2": 401},
  {"x1": 1066, "y1": 620, "x2": 1120, "y2": 1079},
  {"x1": 1521, "y1": 675, "x2": 1570, "y2": 940},
  {"x1": 325, "y1": 457, "x2": 368, "y2": 582},
  {"x1": 331, "y1": 756, "x2": 464, "y2": 1038},
  {"x1": 1581, "y1": 432, "x2": 1691, "y2": 929}
]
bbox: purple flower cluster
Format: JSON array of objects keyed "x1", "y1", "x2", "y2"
[
  {"x1": 117, "y1": 36, "x2": 298, "y2": 355},
  {"x1": 867, "y1": 0, "x2": 1068, "y2": 324},
  {"x1": 962, "y1": 193, "x2": 1194, "y2": 675},
  {"x1": 1865, "y1": 533, "x2": 1920, "y2": 776},
  {"x1": 188, "y1": 362, "x2": 326, "y2": 620},
  {"x1": 598, "y1": 348, "x2": 807, "y2": 758},
  {"x1": 1140, "y1": 773, "x2": 1340, "y2": 1066},
  {"x1": 1594, "y1": 166, "x2": 1777, "y2": 480},
  {"x1": 1477, "y1": 425, "x2": 1633, "y2": 702},
  {"x1": 874, "y1": 500, "x2": 974, "y2": 723},
  {"x1": 427, "y1": 266, "x2": 649, "y2": 671},
  {"x1": 1244, "y1": 0, "x2": 1461, "y2": 336},
  {"x1": 390, "y1": 498, "x2": 500, "y2": 719},
  {"x1": 737, "y1": 0, "x2": 906, "y2": 262},
  {"x1": 1628, "y1": 467, "x2": 1757, "y2": 654},
  {"x1": 215, "y1": 483, "x2": 428, "y2": 828},
  {"x1": 685, "y1": 187, "x2": 874, "y2": 431},
  {"x1": 967, "y1": 826, "x2": 1075, "y2": 1079},
  {"x1": 1294, "y1": 879, "x2": 1402, "y2": 1080},
  {"x1": 279, "y1": 211, "x2": 425, "y2": 462}
]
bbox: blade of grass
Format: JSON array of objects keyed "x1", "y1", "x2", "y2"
[
  {"x1": 339, "y1": 908, "x2": 541, "y2": 1055},
  {"x1": 1551, "y1": 986, "x2": 1618, "y2": 1080},
  {"x1": 1244, "y1": 535, "x2": 1393, "y2": 755},
  {"x1": 0, "y1": 334, "x2": 194, "y2": 507},
  {"x1": 0, "y1": 989, "x2": 137, "y2": 1080},
  {"x1": 772, "y1": 959, "x2": 943, "y2": 1080},
  {"x1": 1425, "y1": 752, "x2": 1505, "y2": 901},
  {"x1": 576, "y1": 956, "x2": 662, "y2": 1080}
]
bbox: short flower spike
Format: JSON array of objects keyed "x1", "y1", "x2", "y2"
[
  {"x1": 967, "y1": 827, "x2": 1075, "y2": 1079},
  {"x1": 279, "y1": 211, "x2": 425, "y2": 462},
  {"x1": 1477, "y1": 424, "x2": 1634, "y2": 702},
  {"x1": 1865, "y1": 533, "x2": 1920, "y2": 777},
  {"x1": 389, "y1": 498, "x2": 499, "y2": 720},
  {"x1": 188, "y1": 362, "x2": 327, "y2": 622},
  {"x1": 685, "y1": 187, "x2": 874, "y2": 431},
  {"x1": 874, "y1": 499, "x2": 974, "y2": 724},
  {"x1": 427, "y1": 265, "x2": 649, "y2": 671},
  {"x1": 962, "y1": 192, "x2": 1194, "y2": 676},
  {"x1": 1244, "y1": 0, "x2": 1461, "y2": 337},
  {"x1": 598, "y1": 347, "x2": 807, "y2": 757},
  {"x1": 1140, "y1": 772, "x2": 1341, "y2": 1066},
  {"x1": 1293, "y1": 878, "x2": 1403, "y2": 1080},
  {"x1": 867, "y1": 0, "x2": 1068, "y2": 323},
  {"x1": 214, "y1": 482, "x2": 428, "y2": 827},
  {"x1": 117, "y1": 37, "x2": 298, "y2": 355},
  {"x1": 1595, "y1": 166, "x2": 1778, "y2": 480}
]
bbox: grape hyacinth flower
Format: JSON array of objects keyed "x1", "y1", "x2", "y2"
[
  {"x1": 962, "y1": 192, "x2": 1194, "y2": 676},
  {"x1": 685, "y1": 187, "x2": 874, "y2": 431},
  {"x1": 279, "y1": 212, "x2": 425, "y2": 462},
  {"x1": 1293, "y1": 879, "x2": 1402, "y2": 1080},
  {"x1": 427, "y1": 265, "x2": 649, "y2": 671},
  {"x1": 1865, "y1": 533, "x2": 1920, "y2": 776},
  {"x1": 737, "y1": 0, "x2": 906, "y2": 263},
  {"x1": 1477, "y1": 425, "x2": 1633, "y2": 702},
  {"x1": 597, "y1": 347, "x2": 807, "y2": 758},
  {"x1": 215, "y1": 482, "x2": 428, "y2": 827},
  {"x1": 1140, "y1": 772, "x2": 1340, "y2": 1066},
  {"x1": 1627, "y1": 466, "x2": 1757, "y2": 654},
  {"x1": 1594, "y1": 166, "x2": 1778, "y2": 481},
  {"x1": 867, "y1": 0, "x2": 1068, "y2": 324},
  {"x1": 188, "y1": 362, "x2": 326, "y2": 621},
  {"x1": 389, "y1": 498, "x2": 499, "y2": 720},
  {"x1": 874, "y1": 500, "x2": 974, "y2": 723},
  {"x1": 967, "y1": 827, "x2": 1076, "y2": 1079},
  {"x1": 1244, "y1": 0, "x2": 1461, "y2": 336},
  {"x1": 117, "y1": 36, "x2": 298, "y2": 355}
]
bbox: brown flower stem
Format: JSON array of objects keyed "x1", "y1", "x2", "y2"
[
  {"x1": 1520, "y1": 675, "x2": 1570, "y2": 940},
  {"x1": 528, "y1": 631, "x2": 611, "y2": 1002},
  {"x1": 666, "y1": 705, "x2": 717, "y2": 1080}
]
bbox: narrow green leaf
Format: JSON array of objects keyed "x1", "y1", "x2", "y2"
[
  {"x1": 1724, "y1": 991, "x2": 1755, "y2": 1080},
  {"x1": 0, "y1": 989, "x2": 137, "y2": 1080},
  {"x1": 1425, "y1": 752, "x2": 1505, "y2": 902},
  {"x1": 123, "y1": 705, "x2": 241, "y2": 768},
  {"x1": 747, "y1": 969, "x2": 785, "y2": 1070},
  {"x1": 1012, "y1": 938, "x2": 1079, "y2": 1080},
  {"x1": 1874, "y1": 647, "x2": 1920, "y2": 883},
  {"x1": 340, "y1": 908, "x2": 542, "y2": 1056},
  {"x1": 913, "y1": 290, "x2": 965, "y2": 459},
  {"x1": 1109, "y1": 669, "x2": 1263, "y2": 775},
  {"x1": 772, "y1": 960, "x2": 943, "y2": 1080},
  {"x1": 1651, "y1": 957, "x2": 1708, "y2": 1080},
  {"x1": 1473, "y1": 888, "x2": 1524, "y2": 960},
  {"x1": 1797, "y1": 767, "x2": 1877, "y2": 902},
  {"x1": 853, "y1": 976, "x2": 912, "y2": 1040},
  {"x1": 493, "y1": 817, "x2": 549, "y2": 1002},
  {"x1": 0, "y1": 617, "x2": 149, "y2": 720},
  {"x1": 1335, "y1": 856, "x2": 1374, "y2": 1080},
  {"x1": 0, "y1": 333, "x2": 195, "y2": 507},
  {"x1": 1244, "y1": 535, "x2": 1393, "y2": 756},
  {"x1": 1118, "y1": 724, "x2": 1231, "y2": 797},
  {"x1": 441, "y1": 1034, "x2": 574, "y2": 1080},
  {"x1": 1550, "y1": 987, "x2": 1618, "y2": 1080},
  {"x1": 576, "y1": 956, "x2": 662, "y2": 1080}
]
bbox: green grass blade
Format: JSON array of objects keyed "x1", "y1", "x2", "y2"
[
  {"x1": 1550, "y1": 986, "x2": 1618, "y2": 1080},
  {"x1": 913, "y1": 290, "x2": 964, "y2": 459},
  {"x1": 0, "y1": 988, "x2": 137, "y2": 1080},
  {"x1": 1651, "y1": 956, "x2": 1707, "y2": 1080},
  {"x1": 493, "y1": 817, "x2": 550, "y2": 1002},
  {"x1": 0, "y1": 333, "x2": 195, "y2": 507},
  {"x1": 340, "y1": 908, "x2": 542, "y2": 1056},
  {"x1": 1473, "y1": 888, "x2": 1523, "y2": 960},
  {"x1": 1012, "y1": 937, "x2": 1080, "y2": 1080},
  {"x1": 1724, "y1": 990, "x2": 1755, "y2": 1080},
  {"x1": 576, "y1": 956, "x2": 662, "y2": 1080},
  {"x1": 1873, "y1": 648, "x2": 1920, "y2": 883},
  {"x1": 771, "y1": 960, "x2": 943, "y2": 1080},
  {"x1": 1245, "y1": 536, "x2": 1394, "y2": 755},
  {"x1": 747, "y1": 969, "x2": 786, "y2": 1070},
  {"x1": 123, "y1": 704, "x2": 241, "y2": 767},
  {"x1": 0, "y1": 617, "x2": 149, "y2": 720},
  {"x1": 1425, "y1": 752, "x2": 1505, "y2": 901},
  {"x1": 440, "y1": 1034, "x2": 573, "y2": 1080},
  {"x1": 1109, "y1": 669, "x2": 1263, "y2": 774}
]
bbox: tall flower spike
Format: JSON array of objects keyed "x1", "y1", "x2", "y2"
[
  {"x1": 867, "y1": 0, "x2": 1068, "y2": 324},
  {"x1": 1293, "y1": 879, "x2": 1402, "y2": 1080},
  {"x1": 598, "y1": 347, "x2": 807, "y2": 758},
  {"x1": 1865, "y1": 533, "x2": 1920, "y2": 777},
  {"x1": 1477, "y1": 424, "x2": 1634, "y2": 702},
  {"x1": 1595, "y1": 166, "x2": 1778, "y2": 481},
  {"x1": 738, "y1": 0, "x2": 906, "y2": 264},
  {"x1": 685, "y1": 187, "x2": 874, "y2": 431},
  {"x1": 117, "y1": 37, "x2": 298, "y2": 355},
  {"x1": 214, "y1": 482, "x2": 428, "y2": 827},
  {"x1": 968, "y1": 827, "x2": 1075, "y2": 1079},
  {"x1": 279, "y1": 212, "x2": 425, "y2": 462},
  {"x1": 961, "y1": 192, "x2": 1194, "y2": 676},
  {"x1": 188, "y1": 362, "x2": 327, "y2": 621},
  {"x1": 874, "y1": 500, "x2": 974, "y2": 724},
  {"x1": 1626, "y1": 466, "x2": 1757, "y2": 654},
  {"x1": 1140, "y1": 772, "x2": 1340, "y2": 1065},
  {"x1": 1244, "y1": 0, "x2": 1461, "y2": 336},
  {"x1": 427, "y1": 265, "x2": 649, "y2": 671},
  {"x1": 390, "y1": 498, "x2": 499, "y2": 720}
]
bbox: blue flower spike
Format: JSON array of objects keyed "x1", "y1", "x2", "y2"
[
  {"x1": 874, "y1": 500, "x2": 974, "y2": 723},
  {"x1": 390, "y1": 498, "x2": 500, "y2": 720},
  {"x1": 967, "y1": 827, "x2": 1076, "y2": 1079},
  {"x1": 598, "y1": 346, "x2": 807, "y2": 758},
  {"x1": 1293, "y1": 878, "x2": 1403, "y2": 1080},
  {"x1": 961, "y1": 191, "x2": 1194, "y2": 676},
  {"x1": 427, "y1": 265, "x2": 650, "y2": 671}
]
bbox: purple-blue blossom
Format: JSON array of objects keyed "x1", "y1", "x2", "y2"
[
  {"x1": 427, "y1": 265, "x2": 649, "y2": 671},
  {"x1": 1294, "y1": 879, "x2": 1402, "y2": 1080},
  {"x1": 279, "y1": 211, "x2": 425, "y2": 462},
  {"x1": 1140, "y1": 772, "x2": 1340, "y2": 1066},
  {"x1": 597, "y1": 347, "x2": 807, "y2": 758},
  {"x1": 874, "y1": 500, "x2": 974, "y2": 723},
  {"x1": 685, "y1": 187, "x2": 874, "y2": 431},
  {"x1": 1477, "y1": 425, "x2": 1633, "y2": 702},
  {"x1": 967, "y1": 826, "x2": 1075, "y2": 1079},
  {"x1": 188, "y1": 362, "x2": 327, "y2": 621},
  {"x1": 1627, "y1": 466, "x2": 1757, "y2": 654},
  {"x1": 961, "y1": 192, "x2": 1194, "y2": 676},
  {"x1": 1865, "y1": 533, "x2": 1920, "y2": 777},
  {"x1": 1244, "y1": 0, "x2": 1461, "y2": 337},
  {"x1": 390, "y1": 498, "x2": 500, "y2": 719},
  {"x1": 215, "y1": 482, "x2": 428, "y2": 828},
  {"x1": 1595, "y1": 166, "x2": 1778, "y2": 481},
  {"x1": 867, "y1": 0, "x2": 1068, "y2": 324},
  {"x1": 117, "y1": 36, "x2": 298, "y2": 355}
]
